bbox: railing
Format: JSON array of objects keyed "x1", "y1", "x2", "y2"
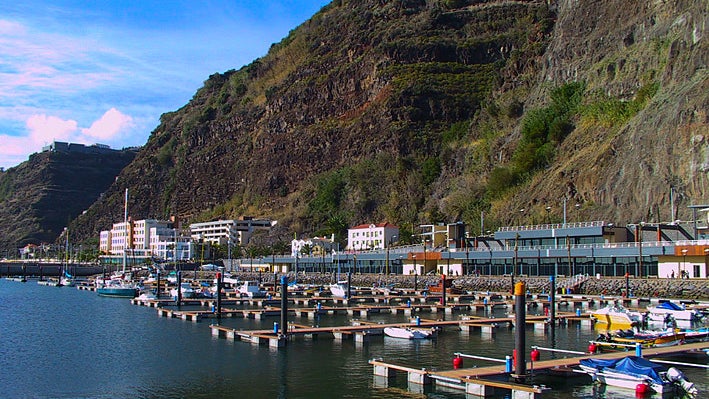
[{"x1": 498, "y1": 221, "x2": 606, "y2": 232}]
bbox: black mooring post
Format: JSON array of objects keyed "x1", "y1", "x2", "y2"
[
  {"x1": 156, "y1": 270, "x2": 161, "y2": 299},
  {"x1": 176, "y1": 270, "x2": 182, "y2": 307},
  {"x1": 39, "y1": 265, "x2": 43, "y2": 281},
  {"x1": 514, "y1": 281, "x2": 526, "y2": 380},
  {"x1": 274, "y1": 272, "x2": 278, "y2": 297},
  {"x1": 280, "y1": 275, "x2": 288, "y2": 335},
  {"x1": 550, "y1": 275, "x2": 556, "y2": 329},
  {"x1": 441, "y1": 274, "x2": 447, "y2": 307},
  {"x1": 216, "y1": 272, "x2": 222, "y2": 319},
  {"x1": 347, "y1": 272, "x2": 352, "y2": 300},
  {"x1": 414, "y1": 274, "x2": 418, "y2": 292}
]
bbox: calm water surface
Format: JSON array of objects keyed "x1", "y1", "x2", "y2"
[{"x1": 1, "y1": 279, "x2": 706, "y2": 398}]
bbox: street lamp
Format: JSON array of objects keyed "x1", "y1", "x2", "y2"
[
  {"x1": 545, "y1": 206, "x2": 551, "y2": 224},
  {"x1": 412, "y1": 254, "x2": 417, "y2": 276},
  {"x1": 681, "y1": 249, "x2": 688, "y2": 278}
]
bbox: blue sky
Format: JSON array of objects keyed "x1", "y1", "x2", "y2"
[{"x1": 0, "y1": 0, "x2": 331, "y2": 169}]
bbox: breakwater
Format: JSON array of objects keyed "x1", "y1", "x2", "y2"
[{"x1": 222, "y1": 271, "x2": 709, "y2": 300}]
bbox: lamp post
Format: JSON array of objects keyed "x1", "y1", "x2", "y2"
[
  {"x1": 412, "y1": 254, "x2": 417, "y2": 276},
  {"x1": 545, "y1": 206, "x2": 551, "y2": 224},
  {"x1": 681, "y1": 249, "x2": 688, "y2": 279}
]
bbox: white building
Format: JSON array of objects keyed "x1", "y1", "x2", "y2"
[
  {"x1": 346, "y1": 223, "x2": 399, "y2": 251},
  {"x1": 190, "y1": 217, "x2": 276, "y2": 246},
  {"x1": 291, "y1": 235, "x2": 337, "y2": 257},
  {"x1": 99, "y1": 218, "x2": 192, "y2": 261}
]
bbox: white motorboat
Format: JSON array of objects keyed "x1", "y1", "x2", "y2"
[
  {"x1": 578, "y1": 356, "x2": 697, "y2": 395},
  {"x1": 329, "y1": 281, "x2": 349, "y2": 298},
  {"x1": 170, "y1": 282, "x2": 196, "y2": 299},
  {"x1": 589, "y1": 304, "x2": 644, "y2": 328},
  {"x1": 237, "y1": 281, "x2": 266, "y2": 298},
  {"x1": 384, "y1": 327, "x2": 434, "y2": 340},
  {"x1": 647, "y1": 301, "x2": 700, "y2": 322}
]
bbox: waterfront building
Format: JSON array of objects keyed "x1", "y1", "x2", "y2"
[
  {"x1": 99, "y1": 218, "x2": 192, "y2": 264},
  {"x1": 190, "y1": 217, "x2": 276, "y2": 247},
  {"x1": 347, "y1": 223, "x2": 399, "y2": 251},
  {"x1": 291, "y1": 236, "x2": 336, "y2": 257},
  {"x1": 233, "y1": 217, "x2": 709, "y2": 280}
]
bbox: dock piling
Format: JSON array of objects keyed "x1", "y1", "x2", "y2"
[
  {"x1": 280, "y1": 275, "x2": 288, "y2": 336},
  {"x1": 513, "y1": 281, "x2": 526, "y2": 380}
]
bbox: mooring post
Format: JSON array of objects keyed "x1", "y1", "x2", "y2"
[
  {"x1": 549, "y1": 275, "x2": 556, "y2": 328},
  {"x1": 347, "y1": 272, "x2": 352, "y2": 300},
  {"x1": 514, "y1": 281, "x2": 527, "y2": 380},
  {"x1": 414, "y1": 274, "x2": 418, "y2": 292},
  {"x1": 156, "y1": 270, "x2": 161, "y2": 298},
  {"x1": 176, "y1": 270, "x2": 182, "y2": 307},
  {"x1": 441, "y1": 274, "x2": 447, "y2": 307},
  {"x1": 280, "y1": 275, "x2": 288, "y2": 335},
  {"x1": 274, "y1": 272, "x2": 278, "y2": 296},
  {"x1": 625, "y1": 272, "x2": 630, "y2": 298},
  {"x1": 39, "y1": 265, "x2": 43, "y2": 281},
  {"x1": 216, "y1": 272, "x2": 222, "y2": 319}
]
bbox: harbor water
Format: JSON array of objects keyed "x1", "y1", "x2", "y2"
[{"x1": 1, "y1": 279, "x2": 707, "y2": 398}]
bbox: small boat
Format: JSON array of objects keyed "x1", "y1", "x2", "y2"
[
  {"x1": 97, "y1": 278, "x2": 138, "y2": 298},
  {"x1": 383, "y1": 327, "x2": 434, "y2": 340},
  {"x1": 170, "y1": 282, "x2": 196, "y2": 299},
  {"x1": 597, "y1": 329, "x2": 685, "y2": 348},
  {"x1": 589, "y1": 304, "x2": 644, "y2": 328},
  {"x1": 237, "y1": 281, "x2": 266, "y2": 298},
  {"x1": 60, "y1": 270, "x2": 75, "y2": 287},
  {"x1": 329, "y1": 281, "x2": 349, "y2": 298},
  {"x1": 647, "y1": 301, "x2": 701, "y2": 322},
  {"x1": 578, "y1": 356, "x2": 697, "y2": 395}
]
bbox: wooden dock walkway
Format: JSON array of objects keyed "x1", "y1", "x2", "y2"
[{"x1": 370, "y1": 341, "x2": 709, "y2": 398}]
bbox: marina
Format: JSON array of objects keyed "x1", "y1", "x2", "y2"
[{"x1": 2, "y1": 274, "x2": 709, "y2": 398}]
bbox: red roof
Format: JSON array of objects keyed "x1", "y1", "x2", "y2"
[{"x1": 350, "y1": 222, "x2": 398, "y2": 230}]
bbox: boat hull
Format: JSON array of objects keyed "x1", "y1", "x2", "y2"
[{"x1": 97, "y1": 287, "x2": 137, "y2": 298}]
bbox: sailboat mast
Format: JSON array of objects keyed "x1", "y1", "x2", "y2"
[{"x1": 123, "y1": 188, "x2": 128, "y2": 274}]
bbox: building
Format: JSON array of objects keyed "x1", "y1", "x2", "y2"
[
  {"x1": 346, "y1": 223, "x2": 399, "y2": 251},
  {"x1": 291, "y1": 236, "x2": 337, "y2": 257},
  {"x1": 190, "y1": 217, "x2": 276, "y2": 247},
  {"x1": 99, "y1": 218, "x2": 192, "y2": 264}
]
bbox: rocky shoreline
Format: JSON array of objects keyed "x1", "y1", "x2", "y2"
[{"x1": 219, "y1": 271, "x2": 709, "y2": 300}]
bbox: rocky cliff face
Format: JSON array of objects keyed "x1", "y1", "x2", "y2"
[
  {"x1": 52, "y1": 0, "x2": 709, "y2": 245},
  {"x1": 0, "y1": 150, "x2": 136, "y2": 252}
]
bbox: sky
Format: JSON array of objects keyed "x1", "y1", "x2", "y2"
[{"x1": 0, "y1": 0, "x2": 331, "y2": 169}]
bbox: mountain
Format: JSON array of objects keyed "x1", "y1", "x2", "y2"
[
  {"x1": 0, "y1": 147, "x2": 137, "y2": 253},
  {"x1": 8, "y1": 0, "x2": 708, "y2": 249}
]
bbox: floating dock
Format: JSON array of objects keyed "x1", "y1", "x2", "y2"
[{"x1": 370, "y1": 341, "x2": 709, "y2": 398}]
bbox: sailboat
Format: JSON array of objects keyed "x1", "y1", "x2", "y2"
[
  {"x1": 59, "y1": 229, "x2": 74, "y2": 287},
  {"x1": 97, "y1": 189, "x2": 137, "y2": 298}
]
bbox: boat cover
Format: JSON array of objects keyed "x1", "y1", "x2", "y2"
[
  {"x1": 580, "y1": 356, "x2": 665, "y2": 384},
  {"x1": 656, "y1": 302, "x2": 684, "y2": 311}
]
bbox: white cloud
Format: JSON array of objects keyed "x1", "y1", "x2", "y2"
[
  {"x1": 81, "y1": 108, "x2": 134, "y2": 141},
  {"x1": 0, "y1": 109, "x2": 136, "y2": 168},
  {"x1": 26, "y1": 114, "x2": 78, "y2": 143}
]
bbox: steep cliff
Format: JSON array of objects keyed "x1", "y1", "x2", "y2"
[
  {"x1": 0, "y1": 149, "x2": 136, "y2": 252},
  {"x1": 56, "y1": 0, "x2": 709, "y2": 245}
]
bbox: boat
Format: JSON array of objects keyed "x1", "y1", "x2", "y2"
[
  {"x1": 237, "y1": 281, "x2": 266, "y2": 298},
  {"x1": 427, "y1": 279, "x2": 462, "y2": 295},
  {"x1": 589, "y1": 304, "x2": 644, "y2": 328},
  {"x1": 596, "y1": 329, "x2": 685, "y2": 348},
  {"x1": 96, "y1": 188, "x2": 137, "y2": 299},
  {"x1": 578, "y1": 356, "x2": 697, "y2": 395},
  {"x1": 329, "y1": 281, "x2": 349, "y2": 298},
  {"x1": 170, "y1": 282, "x2": 197, "y2": 299},
  {"x1": 647, "y1": 301, "x2": 701, "y2": 322},
  {"x1": 383, "y1": 327, "x2": 434, "y2": 340},
  {"x1": 60, "y1": 270, "x2": 75, "y2": 287},
  {"x1": 97, "y1": 278, "x2": 138, "y2": 298}
]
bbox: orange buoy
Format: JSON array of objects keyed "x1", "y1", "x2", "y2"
[
  {"x1": 453, "y1": 356, "x2": 463, "y2": 369},
  {"x1": 588, "y1": 343, "x2": 597, "y2": 354}
]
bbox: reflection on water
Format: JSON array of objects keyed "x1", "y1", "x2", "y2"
[{"x1": 0, "y1": 279, "x2": 706, "y2": 399}]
